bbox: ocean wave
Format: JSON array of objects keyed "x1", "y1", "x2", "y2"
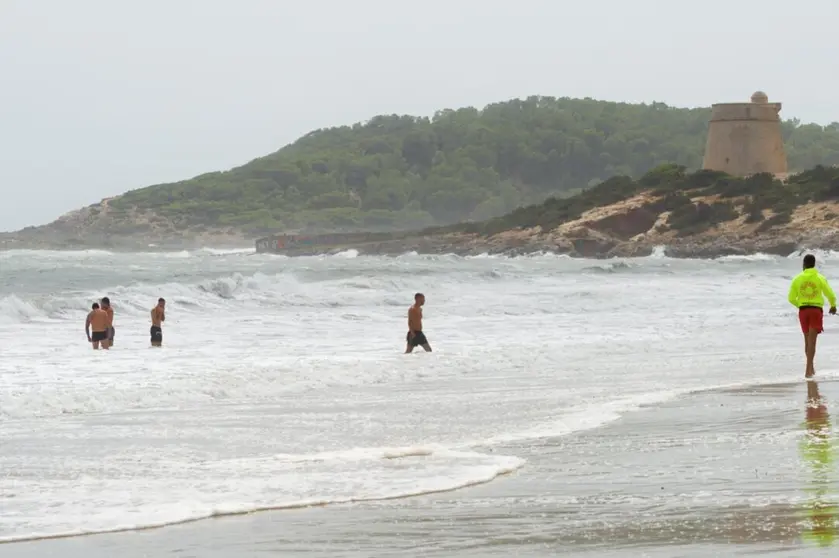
[
  {"x1": 0, "y1": 445, "x2": 524, "y2": 544},
  {"x1": 0, "y1": 347, "x2": 434, "y2": 420},
  {"x1": 197, "y1": 247, "x2": 255, "y2": 256},
  {"x1": 714, "y1": 249, "x2": 839, "y2": 263},
  {"x1": 581, "y1": 261, "x2": 636, "y2": 274},
  {"x1": 0, "y1": 269, "x2": 392, "y2": 324},
  {"x1": 11, "y1": 240, "x2": 839, "y2": 266},
  {"x1": 476, "y1": 370, "x2": 839, "y2": 447},
  {"x1": 0, "y1": 244, "x2": 812, "y2": 327},
  {"x1": 5, "y1": 244, "x2": 826, "y2": 267},
  {"x1": 0, "y1": 248, "x2": 116, "y2": 260},
  {"x1": 647, "y1": 245, "x2": 668, "y2": 259},
  {"x1": 787, "y1": 248, "x2": 839, "y2": 260},
  {"x1": 0, "y1": 255, "x2": 533, "y2": 325},
  {"x1": 0, "y1": 247, "x2": 254, "y2": 261},
  {"x1": 715, "y1": 253, "x2": 778, "y2": 263},
  {"x1": 0, "y1": 294, "x2": 47, "y2": 324}
]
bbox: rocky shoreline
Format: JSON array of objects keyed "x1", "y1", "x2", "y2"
[
  {"x1": 5, "y1": 188, "x2": 839, "y2": 259},
  {"x1": 252, "y1": 229, "x2": 836, "y2": 259},
  {"x1": 0, "y1": 231, "x2": 252, "y2": 253},
  {"x1": 3, "y1": 228, "x2": 838, "y2": 259}
]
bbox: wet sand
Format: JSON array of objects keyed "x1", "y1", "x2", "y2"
[{"x1": 6, "y1": 376, "x2": 838, "y2": 558}]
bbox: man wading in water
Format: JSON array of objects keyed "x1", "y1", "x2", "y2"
[
  {"x1": 85, "y1": 303, "x2": 109, "y2": 350},
  {"x1": 100, "y1": 297, "x2": 115, "y2": 349},
  {"x1": 788, "y1": 254, "x2": 837, "y2": 378},
  {"x1": 405, "y1": 293, "x2": 432, "y2": 353},
  {"x1": 150, "y1": 298, "x2": 165, "y2": 347}
]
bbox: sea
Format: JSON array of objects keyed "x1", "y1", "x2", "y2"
[{"x1": 1, "y1": 246, "x2": 838, "y2": 557}]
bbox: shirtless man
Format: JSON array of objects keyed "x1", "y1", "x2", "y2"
[
  {"x1": 85, "y1": 302, "x2": 109, "y2": 350},
  {"x1": 100, "y1": 297, "x2": 115, "y2": 349},
  {"x1": 150, "y1": 298, "x2": 165, "y2": 347},
  {"x1": 405, "y1": 292, "x2": 432, "y2": 353}
]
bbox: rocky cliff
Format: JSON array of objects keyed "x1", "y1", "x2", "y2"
[
  {"x1": 429, "y1": 194, "x2": 837, "y2": 259},
  {"x1": 5, "y1": 166, "x2": 839, "y2": 258},
  {"x1": 0, "y1": 198, "x2": 250, "y2": 251},
  {"x1": 264, "y1": 166, "x2": 839, "y2": 259},
  {"x1": 263, "y1": 194, "x2": 834, "y2": 259}
]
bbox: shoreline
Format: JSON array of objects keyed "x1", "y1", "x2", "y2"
[
  {"x1": 1, "y1": 226, "x2": 837, "y2": 259},
  {"x1": 3, "y1": 252, "x2": 836, "y2": 557},
  {"x1": 5, "y1": 377, "x2": 835, "y2": 557},
  {"x1": 0, "y1": 241, "x2": 823, "y2": 259},
  {"x1": 0, "y1": 456, "x2": 523, "y2": 546}
]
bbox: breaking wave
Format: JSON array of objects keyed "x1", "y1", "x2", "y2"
[{"x1": 0, "y1": 445, "x2": 524, "y2": 544}]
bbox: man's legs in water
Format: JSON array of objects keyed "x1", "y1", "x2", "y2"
[
  {"x1": 806, "y1": 328, "x2": 819, "y2": 378},
  {"x1": 405, "y1": 332, "x2": 431, "y2": 353},
  {"x1": 406, "y1": 342, "x2": 432, "y2": 353}
]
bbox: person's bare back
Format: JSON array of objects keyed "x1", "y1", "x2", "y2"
[
  {"x1": 85, "y1": 303, "x2": 109, "y2": 350},
  {"x1": 405, "y1": 292, "x2": 431, "y2": 353}
]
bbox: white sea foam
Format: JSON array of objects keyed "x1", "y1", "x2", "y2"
[
  {"x1": 197, "y1": 247, "x2": 255, "y2": 255},
  {"x1": 787, "y1": 248, "x2": 839, "y2": 260},
  {"x1": 0, "y1": 248, "x2": 823, "y2": 542},
  {"x1": 648, "y1": 244, "x2": 668, "y2": 258},
  {"x1": 0, "y1": 445, "x2": 524, "y2": 543},
  {"x1": 715, "y1": 252, "x2": 778, "y2": 263},
  {"x1": 478, "y1": 371, "x2": 839, "y2": 446}
]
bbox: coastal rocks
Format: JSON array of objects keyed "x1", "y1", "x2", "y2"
[
  {"x1": 585, "y1": 205, "x2": 661, "y2": 241},
  {"x1": 662, "y1": 241, "x2": 750, "y2": 259},
  {"x1": 747, "y1": 239, "x2": 800, "y2": 256},
  {"x1": 795, "y1": 229, "x2": 839, "y2": 251},
  {"x1": 477, "y1": 224, "x2": 822, "y2": 260},
  {"x1": 606, "y1": 243, "x2": 655, "y2": 258},
  {"x1": 606, "y1": 233, "x2": 801, "y2": 259},
  {"x1": 571, "y1": 238, "x2": 618, "y2": 258},
  {"x1": 8, "y1": 190, "x2": 839, "y2": 260}
]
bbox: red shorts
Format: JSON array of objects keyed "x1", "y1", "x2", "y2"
[{"x1": 799, "y1": 307, "x2": 824, "y2": 334}]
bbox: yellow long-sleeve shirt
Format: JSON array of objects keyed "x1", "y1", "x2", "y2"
[{"x1": 788, "y1": 268, "x2": 837, "y2": 309}]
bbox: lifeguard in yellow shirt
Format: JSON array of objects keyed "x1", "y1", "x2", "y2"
[{"x1": 789, "y1": 254, "x2": 837, "y2": 378}]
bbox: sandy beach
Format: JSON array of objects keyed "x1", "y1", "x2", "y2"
[
  {"x1": 2, "y1": 249, "x2": 838, "y2": 557},
  {"x1": 5, "y1": 377, "x2": 838, "y2": 558}
]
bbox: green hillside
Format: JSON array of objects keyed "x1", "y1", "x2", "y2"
[{"x1": 110, "y1": 96, "x2": 839, "y2": 235}]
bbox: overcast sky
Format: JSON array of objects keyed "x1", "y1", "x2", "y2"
[{"x1": 1, "y1": 0, "x2": 837, "y2": 231}]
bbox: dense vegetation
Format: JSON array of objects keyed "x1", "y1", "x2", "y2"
[
  {"x1": 109, "y1": 96, "x2": 839, "y2": 235},
  {"x1": 459, "y1": 164, "x2": 839, "y2": 238}
]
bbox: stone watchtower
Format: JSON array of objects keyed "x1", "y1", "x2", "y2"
[{"x1": 702, "y1": 91, "x2": 788, "y2": 177}]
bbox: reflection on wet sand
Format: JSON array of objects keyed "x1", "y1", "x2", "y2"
[{"x1": 800, "y1": 381, "x2": 838, "y2": 547}]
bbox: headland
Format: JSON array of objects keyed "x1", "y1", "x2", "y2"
[{"x1": 4, "y1": 94, "x2": 839, "y2": 258}]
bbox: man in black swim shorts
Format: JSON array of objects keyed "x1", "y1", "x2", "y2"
[
  {"x1": 150, "y1": 297, "x2": 165, "y2": 347},
  {"x1": 85, "y1": 302, "x2": 109, "y2": 350},
  {"x1": 406, "y1": 329, "x2": 429, "y2": 349},
  {"x1": 405, "y1": 293, "x2": 432, "y2": 353}
]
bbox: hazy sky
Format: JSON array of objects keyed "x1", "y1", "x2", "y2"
[{"x1": 1, "y1": 0, "x2": 837, "y2": 231}]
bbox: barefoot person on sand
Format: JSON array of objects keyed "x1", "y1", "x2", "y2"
[
  {"x1": 150, "y1": 298, "x2": 165, "y2": 347},
  {"x1": 405, "y1": 293, "x2": 432, "y2": 353},
  {"x1": 788, "y1": 254, "x2": 837, "y2": 378},
  {"x1": 85, "y1": 302, "x2": 109, "y2": 350}
]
